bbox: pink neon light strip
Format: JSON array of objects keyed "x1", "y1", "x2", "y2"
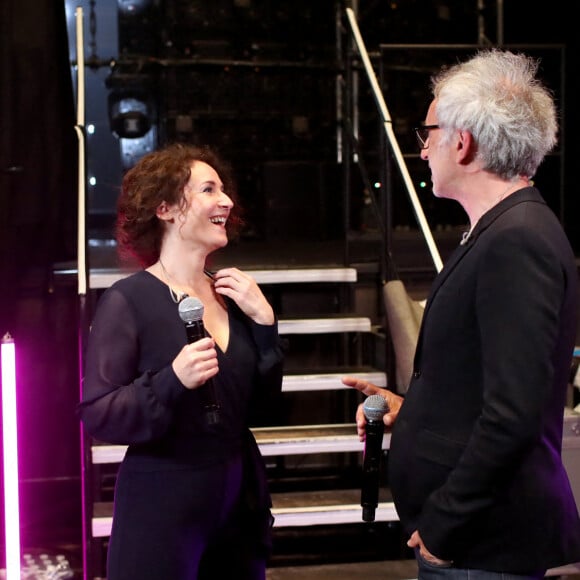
[{"x1": 1, "y1": 333, "x2": 21, "y2": 579}]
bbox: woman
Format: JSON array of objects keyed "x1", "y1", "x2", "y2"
[{"x1": 78, "y1": 143, "x2": 284, "y2": 579}]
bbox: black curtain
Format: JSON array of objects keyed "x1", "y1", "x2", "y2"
[{"x1": 0, "y1": 0, "x2": 81, "y2": 557}]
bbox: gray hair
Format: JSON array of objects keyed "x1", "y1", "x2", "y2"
[{"x1": 432, "y1": 49, "x2": 558, "y2": 180}]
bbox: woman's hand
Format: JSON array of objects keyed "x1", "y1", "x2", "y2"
[
  {"x1": 212, "y1": 267, "x2": 275, "y2": 325},
  {"x1": 341, "y1": 376, "x2": 404, "y2": 440},
  {"x1": 172, "y1": 337, "x2": 219, "y2": 389}
]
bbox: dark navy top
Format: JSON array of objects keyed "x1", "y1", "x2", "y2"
[{"x1": 78, "y1": 270, "x2": 284, "y2": 468}]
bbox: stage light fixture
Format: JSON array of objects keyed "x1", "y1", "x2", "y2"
[{"x1": 109, "y1": 95, "x2": 152, "y2": 139}]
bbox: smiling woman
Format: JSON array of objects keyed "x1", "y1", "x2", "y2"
[
  {"x1": 77, "y1": 142, "x2": 285, "y2": 580},
  {"x1": 115, "y1": 143, "x2": 244, "y2": 269}
]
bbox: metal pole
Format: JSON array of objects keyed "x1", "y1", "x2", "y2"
[
  {"x1": 74, "y1": 7, "x2": 92, "y2": 580},
  {"x1": 345, "y1": 7, "x2": 443, "y2": 273}
]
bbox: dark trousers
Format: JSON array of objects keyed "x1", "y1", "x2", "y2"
[{"x1": 107, "y1": 453, "x2": 267, "y2": 580}]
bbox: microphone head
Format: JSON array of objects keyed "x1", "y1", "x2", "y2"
[
  {"x1": 178, "y1": 296, "x2": 204, "y2": 324},
  {"x1": 363, "y1": 394, "x2": 389, "y2": 422}
]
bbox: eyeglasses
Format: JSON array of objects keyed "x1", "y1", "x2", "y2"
[{"x1": 414, "y1": 124, "x2": 440, "y2": 149}]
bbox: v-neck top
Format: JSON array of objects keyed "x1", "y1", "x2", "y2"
[{"x1": 78, "y1": 270, "x2": 285, "y2": 468}]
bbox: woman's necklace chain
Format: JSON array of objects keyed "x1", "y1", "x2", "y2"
[{"x1": 158, "y1": 258, "x2": 188, "y2": 303}]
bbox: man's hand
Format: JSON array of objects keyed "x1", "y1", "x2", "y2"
[
  {"x1": 341, "y1": 376, "x2": 403, "y2": 440},
  {"x1": 408, "y1": 530, "x2": 453, "y2": 567}
]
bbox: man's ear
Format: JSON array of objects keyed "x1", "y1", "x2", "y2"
[{"x1": 457, "y1": 130, "x2": 476, "y2": 164}]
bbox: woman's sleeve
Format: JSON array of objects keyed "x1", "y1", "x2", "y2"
[{"x1": 77, "y1": 287, "x2": 185, "y2": 444}]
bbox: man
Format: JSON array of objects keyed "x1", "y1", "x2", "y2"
[{"x1": 343, "y1": 49, "x2": 580, "y2": 579}]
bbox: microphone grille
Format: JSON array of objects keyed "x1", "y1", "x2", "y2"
[
  {"x1": 178, "y1": 296, "x2": 204, "y2": 323},
  {"x1": 363, "y1": 394, "x2": 389, "y2": 422}
]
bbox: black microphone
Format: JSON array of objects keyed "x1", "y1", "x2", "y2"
[
  {"x1": 178, "y1": 296, "x2": 221, "y2": 425},
  {"x1": 361, "y1": 394, "x2": 389, "y2": 522}
]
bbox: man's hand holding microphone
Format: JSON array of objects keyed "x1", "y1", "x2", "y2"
[
  {"x1": 341, "y1": 377, "x2": 450, "y2": 565},
  {"x1": 341, "y1": 377, "x2": 404, "y2": 522},
  {"x1": 340, "y1": 376, "x2": 403, "y2": 440}
]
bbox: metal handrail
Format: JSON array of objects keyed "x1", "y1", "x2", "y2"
[{"x1": 345, "y1": 7, "x2": 443, "y2": 275}]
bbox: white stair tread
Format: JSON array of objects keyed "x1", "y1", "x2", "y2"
[
  {"x1": 254, "y1": 424, "x2": 391, "y2": 455},
  {"x1": 91, "y1": 490, "x2": 399, "y2": 537},
  {"x1": 271, "y1": 501, "x2": 398, "y2": 527},
  {"x1": 283, "y1": 371, "x2": 386, "y2": 392},
  {"x1": 279, "y1": 316, "x2": 371, "y2": 334},
  {"x1": 92, "y1": 423, "x2": 391, "y2": 463},
  {"x1": 250, "y1": 268, "x2": 358, "y2": 284},
  {"x1": 78, "y1": 267, "x2": 358, "y2": 289},
  {"x1": 92, "y1": 503, "x2": 399, "y2": 537}
]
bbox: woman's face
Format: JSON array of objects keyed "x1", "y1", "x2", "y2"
[{"x1": 173, "y1": 160, "x2": 234, "y2": 252}]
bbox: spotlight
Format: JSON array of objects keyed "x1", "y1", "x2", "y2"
[{"x1": 108, "y1": 94, "x2": 152, "y2": 139}]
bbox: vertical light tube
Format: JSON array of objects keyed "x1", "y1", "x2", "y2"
[
  {"x1": 1, "y1": 332, "x2": 21, "y2": 579},
  {"x1": 75, "y1": 5, "x2": 87, "y2": 297}
]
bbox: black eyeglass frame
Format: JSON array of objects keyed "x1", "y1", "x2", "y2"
[{"x1": 414, "y1": 124, "x2": 440, "y2": 149}]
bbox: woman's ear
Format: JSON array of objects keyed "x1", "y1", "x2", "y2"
[{"x1": 156, "y1": 201, "x2": 172, "y2": 221}]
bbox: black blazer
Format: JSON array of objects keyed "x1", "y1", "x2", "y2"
[{"x1": 388, "y1": 187, "x2": 580, "y2": 573}]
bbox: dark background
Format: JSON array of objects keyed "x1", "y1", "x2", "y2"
[{"x1": 0, "y1": 0, "x2": 576, "y2": 564}]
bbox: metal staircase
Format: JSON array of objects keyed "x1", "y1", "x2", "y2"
[{"x1": 81, "y1": 262, "x2": 398, "y2": 576}]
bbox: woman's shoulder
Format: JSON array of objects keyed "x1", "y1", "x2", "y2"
[
  {"x1": 93, "y1": 270, "x2": 175, "y2": 327},
  {"x1": 100, "y1": 270, "x2": 164, "y2": 307},
  {"x1": 109, "y1": 269, "x2": 157, "y2": 292}
]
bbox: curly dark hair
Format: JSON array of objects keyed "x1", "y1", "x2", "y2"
[{"x1": 115, "y1": 143, "x2": 244, "y2": 267}]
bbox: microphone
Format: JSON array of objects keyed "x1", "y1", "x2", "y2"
[
  {"x1": 361, "y1": 394, "x2": 389, "y2": 522},
  {"x1": 178, "y1": 296, "x2": 221, "y2": 425}
]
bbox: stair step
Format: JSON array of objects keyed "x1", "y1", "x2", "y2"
[
  {"x1": 250, "y1": 268, "x2": 358, "y2": 284},
  {"x1": 270, "y1": 489, "x2": 398, "y2": 527},
  {"x1": 279, "y1": 316, "x2": 371, "y2": 335},
  {"x1": 82, "y1": 266, "x2": 358, "y2": 289},
  {"x1": 92, "y1": 423, "x2": 391, "y2": 464},
  {"x1": 92, "y1": 489, "x2": 399, "y2": 537},
  {"x1": 254, "y1": 424, "x2": 391, "y2": 456},
  {"x1": 283, "y1": 370, "x2": 386, "y2": 392}
]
